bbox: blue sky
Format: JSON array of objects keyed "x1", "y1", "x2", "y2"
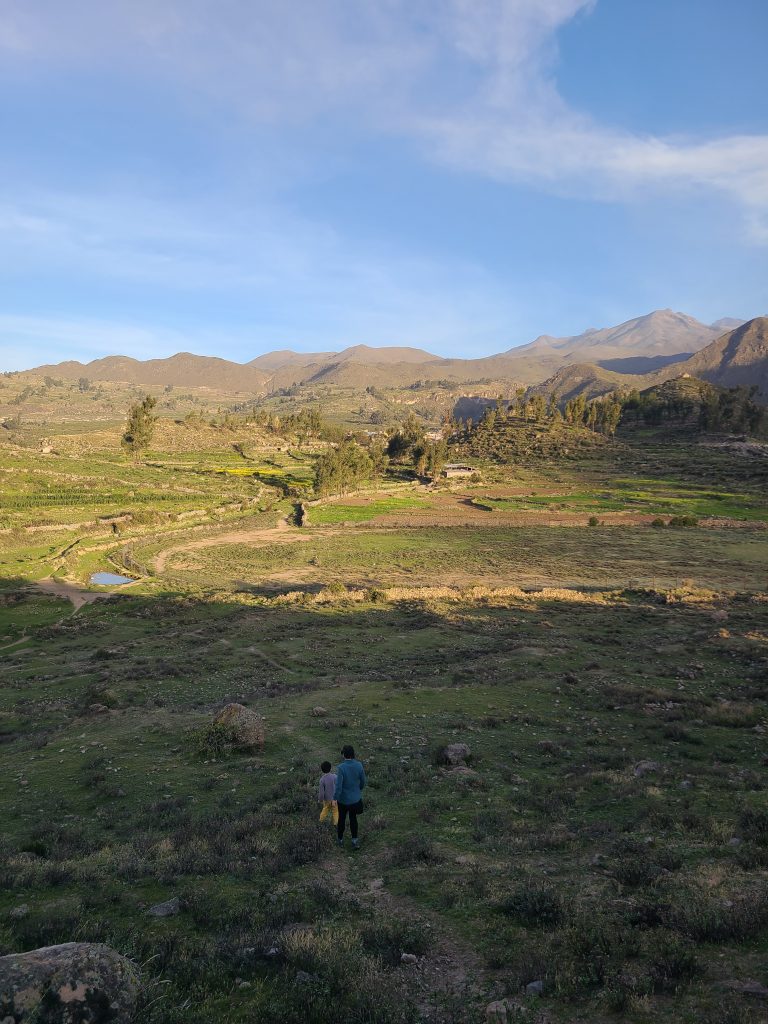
[{"x1": 1, "y1": 0, "x2": 767, "y2": 370}]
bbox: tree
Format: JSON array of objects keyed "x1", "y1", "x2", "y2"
[
  {"x1": 121, "y1": 395, "x2": 157, "y2": 457},
  {"x1": 314, "y1": 441, "x2": 373, "y2": 496},
  {"x1": 78, "y1": 377, "x2": 91, "y2": 393},
  {"x1": 425, "y1": 439, "x2": 448, "y2": 479},
  {"x1": 386, "y1": 412, "x2": 425, "y2": 463}
]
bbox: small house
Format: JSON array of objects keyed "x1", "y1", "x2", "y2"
[{"x1": 442, "y1": 463, "x2": 477, "y2": 478}]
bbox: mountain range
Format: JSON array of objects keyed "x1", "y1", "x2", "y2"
[{"x1": 25, "y1": 310, "x2": 768, "y2": 401}]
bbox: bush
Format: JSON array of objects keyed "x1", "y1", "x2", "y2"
[
  {"x1": 193, "y1": 722, "x2": 237, "y2": 759},
  {"x1": 738, "y1": 805, "x2": 768, "y2": 846},
  {"x1": 360, "y1": 916, "x2": 430, "y2": 965},
  {"x1": 588, "y1": 515, "x2": 600, "y2": 527},
  {"x1": 390, "y1": 836, "x2": 441, "y2": 866},
  {"x1": 668, "y1": 515, "x2": 699, "y2": 528},
  {"x1": 497, "y1": 879, "x2": 563, "y2": 926}
]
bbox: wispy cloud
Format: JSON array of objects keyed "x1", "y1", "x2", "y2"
[{"x1": 2, "y1": 0, "x2": 766, "y2": 236}]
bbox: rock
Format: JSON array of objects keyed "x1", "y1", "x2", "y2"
[
  {"x1": 711, "y1": 609, "x2": 729, "y2": 622},
  {"x1": 8, "y1": 904, "x2": 29, "y2": 920},
  {"x1": 400, "y1": 953, "x2": 419, "y2": 965},
  {"x1": 213, "y1": 703, "x2": 265, "y2": 751},
  {"x1": 294, "y1": 970, "x2": 317, "y2": 984},
  {"x1": 0, "y1": 942, "x2": 140, "y2": 1022},
  {"x1": 721, "y1": 979, "x2": 768, "y2": 998},
  {"x1": 562, "y1": 671, "x2": 579, "y2": 685},
  {"x1": 486, "y1": 1000, "x2": 510, "y2": 1023},
  {"x1": 443, "y1": 743, "x2": 471, "y2": 766},
  {"x1": 369, "y1": 878, "x2": 385, "y2": 891},
  {"x1": 525, "y1": 980, "x2": 544, "y2": 996},
  {"x1": 727, "y1": 837, "x2": 743, "y2": 847},
  {"x1": 633, "y1": 760, "x2": 661, "y2": 778},
  {"x1": 146, "y1": 896, "x2": 180, "y2": 918},
  {"x1": 88, "y1": 704, "x2": 110, "y2": 714},
  {"x1": 310, "y1": 706, "x2": 327, "y2": 718},
  {"x1": 680, "y1": 780, "x2": 693, "y2": 789}
]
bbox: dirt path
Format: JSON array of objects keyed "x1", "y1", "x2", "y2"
[
  {"x1": 35, "y1": 577, "x2": 105, "y2": 611},
  {"x1": 152, "y1": 517, "x2": 340, "y2": 574},
  {"x1": 317, "y1": 847, "x2": 489, "y2": 1021}
]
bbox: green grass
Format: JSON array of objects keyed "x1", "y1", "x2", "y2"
[
  {"x1": 155, "y1": 525, "x2": 768, "y2": 593},
  {"x1": 0, "y1": 585, "x2": 766, "y2": 1023},
  {"x1": 308, "y1": 496, "x2": 426, "y2": 524},
  {"x1": 474, "y1": 482, "x2": 768, "y2": 521},
  {"x1": 1, "y1": 426, "x2": 767, "y2": 1022}
]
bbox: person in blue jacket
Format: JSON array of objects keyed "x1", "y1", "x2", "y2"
[{"x1": 333, "y1": 744, "x2": 366, "y2": 849}]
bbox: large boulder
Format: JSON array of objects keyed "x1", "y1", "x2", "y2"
[
  {"x1": 0, "y1": 942, "x2": 140, "y2": 1022},
  {"x1": 213, "y1": 703, "x2": 265, "y2": 750},
  {"x1": 444, "y1": 743, "x2": 471, "y2": 766}
]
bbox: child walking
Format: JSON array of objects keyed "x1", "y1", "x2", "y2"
[{"x1": 318, "y1": 760, "x2": 339, "y2": 826}]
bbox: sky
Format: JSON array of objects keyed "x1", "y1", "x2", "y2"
[{"x1": 1, "y1": 0, "x2": 767, "y2": 370}]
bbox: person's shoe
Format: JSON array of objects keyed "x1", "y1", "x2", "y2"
[
  {"x1": 336, "y1": 837, "x2": 344, "y2": 847},
  {"x1": 351, "y1": 838, "x2": 360, "y2": 850}
]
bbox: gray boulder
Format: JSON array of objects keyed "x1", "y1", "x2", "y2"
[
  {"x1": 633, "y1": 760, "x2": 661, "y2": 778},
  {"x1": 147, "y1": 896, "x2": 180, "y2": 918},
  {"x1": 0, "y1": 942, "x2": 140, "y2": 1022},
  {"x1": 444, "y1": 743, "x2": 471, "y2": 766}
]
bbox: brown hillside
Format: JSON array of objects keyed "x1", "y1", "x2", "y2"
[
  {"x1": 653, "y1": 317, "x2": 768, "y2": 399},
  {"x1": 34, "y1": 352, "x2": 270, "y2": 393}
]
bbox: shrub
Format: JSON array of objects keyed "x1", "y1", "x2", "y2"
[
  {"x1": 497, "y1": 879, "x2": 563, "y2": 927},
  {"x1": 390, "y1": 836, "x2": 441, "y2": 866},
  {"x1": 360, "y1": 916, "x2": 430, "y2": 965},
  {"x1": 668, "y1": 515, "x2": 699, "y2": 528},
  {"x1": 193, "y1": 722, "x2": 237, "y2": 759},
  {"x1": 588, "y1": 515, "x2": 600, "y2": 527},
  {"x1": 738, "y1": 805, "x2": 768, "y2": 846},
  {"x1": 651, "y1": 518, "x2": 666, "y2": 528}
]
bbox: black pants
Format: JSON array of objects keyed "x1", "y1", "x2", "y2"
[{"x1": 337, "y1": 802, "x2": 358, "y2": 840}]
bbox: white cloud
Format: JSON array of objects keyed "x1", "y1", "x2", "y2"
[{"x1": 1, "y1": 0, "x2": 766, "y2": 235}]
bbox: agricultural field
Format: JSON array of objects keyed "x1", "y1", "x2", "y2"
[{"x1": 0, "y1": 417, "x2": 766, "y2": 1024}]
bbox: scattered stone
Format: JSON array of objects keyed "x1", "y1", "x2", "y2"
[
  {"x1": 213, "y1": 703, "x2": 265, "y2": 751},
  {"x1": 146, "y1": 896, "x2": 180, "y2": 918},
  {"x1": 711, "y1": 609, "x2": 729, "y2": 622},
  {"x1": 562, "y1": 671, "x2": 579, "y2": 685},
  {"x1": 525, "y1": 980, "x2": 544, "y2": 996},
  {"x1": 294, "y1": 970, "x2": 317, "y2": 984},
  {"x1": 443, "y1": 743, "x2": 471, "y2": 765},
  {"x1": 88, "y1": 704, "x2": 110, "y2": 714},
  {"x1": 9, "y1": 904, "x2": 29, "y2": 920},
  {"x1": 400, "y1": 953, "x2": 419, "y2": 965},
  {"x1": 680, "y1": 780, "x2": 693, "y2": 790},
  {"x1": 0, "y1": 942, "x2": 140, "y2": 1022},
  {"x1": 369, "y1": 878, "x2": 385, "y2": 890},
  {"x1": 310, "y1": 706, "x2": 327, "y2": 718},
  {"x1": 486, "y1": 999, "x2": 510, "y2": 1023},
  {"x1": 721, "y1": 979, "x2": 768, "y2": 998},
  {"x1": 455, "y1": 854, "x2": 476, "y2": 866},
  {"x1": 727, "y1": 837, "x2": 743, "y2": 848},
  {"x1": 633, "y1": 760, "x2": 661, "y2": 778},
  {"x1": 590, "y1": 853, "x2": 606, "y2": 868}
]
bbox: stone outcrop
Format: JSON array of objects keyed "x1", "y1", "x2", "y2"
[
  {"x1": 213, "y1": 703, "x2": 265, "y2": 750},
  {"x1": 0, "y1": 942, "x2": 140, "y2": 1022}
]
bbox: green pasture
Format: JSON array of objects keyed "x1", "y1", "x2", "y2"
[
  {"x1": 308, "y1": 495, "x2": 426, "y2": 525},
  {"x1": 473, "y1": 480, "x2": 768, "y2": 521},
  {"x1": 157, "y1": 525, "x2": 768, "y2": 593},
  {"x1": 0, "y1": 585, "x2": 765, "y2": 1023}
]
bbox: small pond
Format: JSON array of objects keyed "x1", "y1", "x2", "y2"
[{"x1": 90, "y1": 572, "x2": 135, "y2": 586}]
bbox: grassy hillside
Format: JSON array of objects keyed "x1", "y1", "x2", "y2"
[{"x1": 0, "y1": 415, "x2": 766, "y2": 1024}]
